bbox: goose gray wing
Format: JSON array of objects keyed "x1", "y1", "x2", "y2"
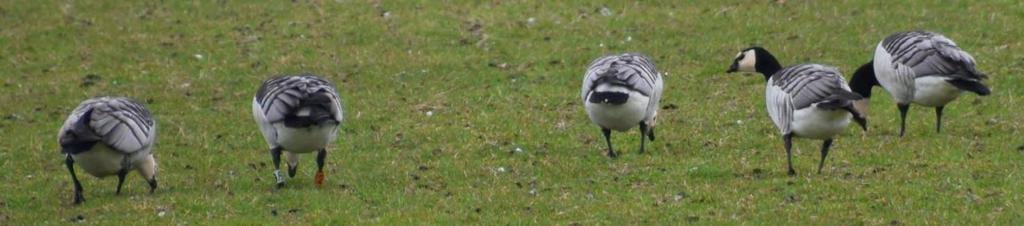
[
  {"x1": 882, "y1": 30, "x2": 987, "y2": 80},
  {"x1": 58, "y1": 97, "x2": 156, "y2": 154},
  {"x1": 254, "y1": 75, "x2": 343, "y2": 124},
  {"x1": 773, "y1": 64, "x2": 852, "y2": 109},
  {"x1": 766, "y1": 64, "x2": 852, "y2": 134},
  {"x1": 765, "y1": 81, "x2": 794, "y2": 135},
  {"x1": 581, "y1": 53, "x2": 661, "y2": 101},
  {"x1": 580, "y1": 53, "x2": 663, "y2": 122}
]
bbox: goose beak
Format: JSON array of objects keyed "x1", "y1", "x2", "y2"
[
  {"x1": 852, "y1": 99, "x2": 870, "y2": 132},
  {"x1": 727, "y1": 62, "x2": 739, "y2": 73},
  {"x1": 854, "y1": 116, "x2": 868, "y2": 131}
]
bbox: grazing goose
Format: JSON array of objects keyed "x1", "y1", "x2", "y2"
[
  {"x1": 849, "y1": 30, "x2": 990, "y2": 136},
  {"x1": 727, "y1": 47, "x2": 866, "y2": 175},
  {"x1": 581, "y1": 53, "x2": 663, "y2": 158},
  {"x1": 253, "y1": 74, "x2": 343, "y2": 188},
  {"x1": 58, "y1": 96, "x2": 158, "y2": 204}
]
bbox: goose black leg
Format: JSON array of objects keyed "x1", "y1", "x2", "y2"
[
  {"x1": 638, "y1": 122, "x2": 649, "y2": 154},
  {"x1": 315, "y1": 149, "x2": 327, "y2": 187},
  {"x1": 65, "y1": 154, "x2": 85, "y2": 204},
  {"x1": 270, "y1": 147, "x2": 285, "y2": 188},
  {"x1": 148, "y1": 178, "x2": 158, "y2": 194},
  {"x1": 288, "y1": 163, "x2": 298, "y2": 178},
  {"x1": 935, "y1": 106, "x2": 944, "y2": 133},
  {"x1": 115, "y1": 155, "x2": 130, "y2": 195},
  {"x1": 602, "y1": 128, "x2": 617, "y2": 158},
  {"x1": 784, "y1": 133, "x2": 796, "y2": 176},
  {"x1": 817, "y1": 139, "x2": 834, "y2": 174},
  {"x1": 115, "y1": 170, "x2": 128, "y2": 195},
  {"x1": 897, "y1": 103, "x2": 910, "y2": 137}
]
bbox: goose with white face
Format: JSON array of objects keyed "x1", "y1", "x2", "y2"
[
  {"x1": 724, "y1": 47, "x2": 868, "y2": 176},
  {"x1": 728, "y1": 49, "x2": 758, "y2": 73}
]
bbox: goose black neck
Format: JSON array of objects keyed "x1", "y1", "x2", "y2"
[
  {"x1": 849, "y1": 61, "x2": 878, "y2": 98},
  {"x1": 754, "y1": 50, "x2": 783, "y2": 81}
]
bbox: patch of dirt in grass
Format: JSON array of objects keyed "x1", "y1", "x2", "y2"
[
  {"x1": 80, "y1": 74, "x2": 101, "y2": 87},
  {"x1": 67, "y1": 214, "x2": 85, "y2": 223}
]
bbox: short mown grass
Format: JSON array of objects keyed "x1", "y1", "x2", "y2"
[{"x1": 1, "y1": 0, "x2": 1022, "y2": 224}]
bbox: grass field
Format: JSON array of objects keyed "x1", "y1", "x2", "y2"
[{"x1": 2, "y1": 0, "x2": 1023, "y2": 224}]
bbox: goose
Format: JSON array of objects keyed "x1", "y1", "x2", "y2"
[
  {"x1": 849, "y1": 30, "x2": 991, "y2": 136},
  {"x1": 58, "y1": 96, "x2": 158, "y2": 204},
  {"x1": 727, "y1": 47, "x2": 866, "y2": 175},
  {"x1": 253, "y1": 74, "x2": 343, "y2": 188},
  {"x1": 581, "y1": 53, "x2": 663, "y2": 158}
]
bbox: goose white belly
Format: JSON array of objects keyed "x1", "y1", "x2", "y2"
[
  {"x1": 912, "y1": 76, "x2": 961, "y2": 107},
  {"x1": 790, "y1": 106, "x2": 852, "y2": 140},
  {"x1": 584, "y1": 90, "x2": 649, "y2": 132},
  {"x1": 273, "y1": 123, "x2": 338, "y2": 153},
  {"x1": 72, "y1": 144, "x2": 128, "y2": 177}
]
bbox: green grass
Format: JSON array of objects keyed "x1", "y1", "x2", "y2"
[{"x1": 2, "y1": 0, "x2": 1023, "y2": 224}]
